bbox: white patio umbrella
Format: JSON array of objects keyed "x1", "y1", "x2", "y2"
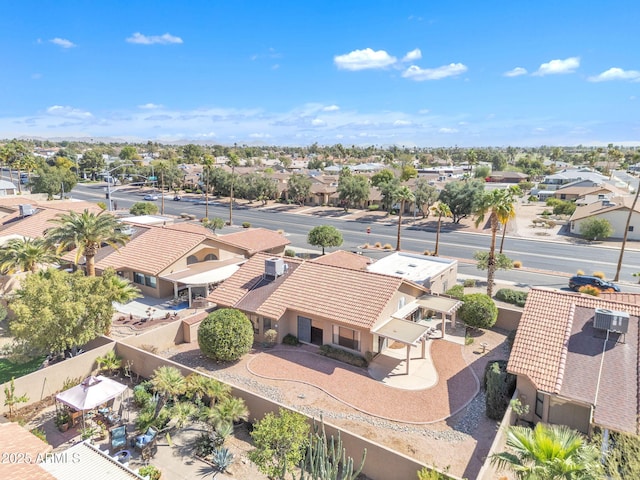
[{"x1": 55, "y1": 375, "x2": 127, "y2": 427}]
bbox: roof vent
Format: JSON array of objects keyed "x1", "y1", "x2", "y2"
[
  {"x1": 265, "y1": 257, "x2": 286, "y2": 278},
  {"x1": 594, "y1": 308, "x2": 629, "y2": 334},
  {"x1": 18, "y1": 204, "x2": 35, "y2": 217}
]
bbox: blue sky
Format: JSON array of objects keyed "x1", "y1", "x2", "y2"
[{"x1": 1, "y1": 0, "x2": 639, "y2": 147}]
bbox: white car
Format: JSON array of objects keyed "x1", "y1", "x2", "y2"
[{"x1": 143, "y1": 194, "x2": 159, "y2": 201}]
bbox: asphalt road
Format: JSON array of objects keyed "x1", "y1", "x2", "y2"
[{"x1": 55, "y1": 181, "x2": 640, "y2": 293}]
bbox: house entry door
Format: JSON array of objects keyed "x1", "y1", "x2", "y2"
[{"x1": 297, "y1": 316, "x2": 312, "y2": 343}]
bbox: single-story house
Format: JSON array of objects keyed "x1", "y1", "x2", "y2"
[
  {"x1": 569, "y1": 196, "x2": 640, "y2": 240},
  {"x1": 208, "y1": 253, "x2": 462, "y2": 366},
  {"x1": 486, "y1": 171, "x2": 529, "y2": 183},
  {"x1": 508, "y1": 288, "x2": 640, "y2": 435}
]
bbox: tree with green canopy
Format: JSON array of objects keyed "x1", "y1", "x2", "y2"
[
  {"x1": 198, "y1": 309, "x2": 254, "y2": 362},
  {"x1": 307, "y1": 225, "x2": 343, "y2": 255},
  {"x1": 337, "y1": 175, "x2": 369, "y2": 212},
  {"x1": 287, "y1": 173, "x2": 312, "y2": 205},
  {"x1": 9, "y1": 268, "x2": 140, "y2": 355},
  {"x1": 438, "y1": 178, "x2": 484, "y2": 224},
  {"x1": 129, "y1": 202, "x2": 159, "y2": 216},
  {"x1": 30, "y1": 164, "x2": 78, "y2": 200}
]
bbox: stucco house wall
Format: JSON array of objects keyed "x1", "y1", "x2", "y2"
[{"x1": 571, "y1": 208, "x2": 640, "y2": 240}]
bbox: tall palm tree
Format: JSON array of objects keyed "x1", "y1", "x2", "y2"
[
  {"x1": 490, "y1": 423, "x2": 603, "y2": 480},
  {"x1": 393, "y1": 186, "x2": 415, "y2": 251},
  {"x1": 100, "y1": 269, "x2": 141, "y2": 303},
  {"x1": 499, "y1": 186, "x2": 521, "y2": 254},
  {"x1": 227, "y1": 152, "x2": 240, "y2": 226},
  {"x1": 474, "y1": 188, "x2": 516, "y2": 297},
  {"x1": 202, "y1": 154, "x2": 215, "y2": 218},
  {"x1": 430, "y1": 203, "x2": 452, "y2": 256},
  {"x1": 150, "y1": 366, "x2": 186, "y2": 415},
  {"x1": 0, "y1": 237, "x2": 60, "y2": 274},
  {"x1": 45, "y1": 209, "x2": 130, "y2": 276}
]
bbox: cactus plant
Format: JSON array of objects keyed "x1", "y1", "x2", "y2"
[{"x1": 294, "y1": 418, "x2": 366, "y2": 480}]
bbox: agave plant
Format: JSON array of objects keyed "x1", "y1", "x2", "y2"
[{"x1": 212, "y1": 447, "x2": 234, "y2": 477}]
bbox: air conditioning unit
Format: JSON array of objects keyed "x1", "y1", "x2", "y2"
[
  {"x1": 18, "y1": 204, "x2": 34, "y2": 217},
  {"x1": 594, "y1": 308, "x2": 629, "y2": 334},
  {"x1": 265, "y1": 258, "x2": 285, "y2": 278}
]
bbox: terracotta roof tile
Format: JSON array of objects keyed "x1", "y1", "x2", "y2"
[
  {"x1": 216, "y1": 228, "x2": 290, "y2": 254},
  {"x1": 508, "y1": 288, "x2": 640, "y2": 434},
  {"x1": 311, "y1": 250, "x2": 372, "y2": 270},
  {"x1": 0, "y1": 422, "x2": 54, "y2": 480},
  {"x1": 210, "y1": 252, "x2": 416, "y2": 330}
]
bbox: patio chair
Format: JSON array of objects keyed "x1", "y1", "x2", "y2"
[
  {"x1": 134, "y1": 426, "x2": 158, "y2": 460},
  {"x1": 106, "y1": 403, "x2": 124, "y2": 426},
  {"x1": 109, "y1": 424, "x2": 128, "y2": 453}
]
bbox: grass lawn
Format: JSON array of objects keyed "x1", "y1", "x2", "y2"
[{"x1": 0, "y1": 356, "x2": 46, "y2": 384}]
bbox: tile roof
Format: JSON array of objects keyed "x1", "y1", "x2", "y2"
[
  {"x1": 508, "y1": 288, "x2": 640, "y2": 434},
  {"x1": 0, "y1": 202, "x2": 102, "y2": 240},
  {"x1": 310, "y1": 250, "x2": 372, "y2": 270},
  {"x1": 0, "y1": 422, "x2": 54, "y2": 480},
  {"x1": 215, "y1": 228, "x2": 290, "y2": 254},
  {"x1": 570, "y1": 195, "x2": 636, "y2": 221},
  {"x1": 93, "y1": 224, "x2": 209, "y2": 275},
  {"x1": 210, "y1": 252, "x2": 418, "y2": 330}
]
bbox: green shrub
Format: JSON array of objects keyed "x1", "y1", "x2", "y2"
[
  {"x1": 30, "y1": 427, "x2": 47, "y2": 443},
  {"x1": 368, "y1": 204, "x2": 380, "y2": 211},
  {"x1": 484, "y1": 360, "x2": 516, "y2": 420},
  {"x1": 198, "y1": 309, "x2": 254, "y2": 362},
  {"x1": 495, "y1": 288, "x2": 528, "y2": 307},
  {"x1": 445, "y1": 284, "x2": 465, "y2": 300},
  {"x1": 242, "y1": 222, "x2": 251, "y2": 228},
  {"x1": 463, "y1": 279, "x2": 476, "y2": 288},
  {"x1": 138, "y1": 465, "x2": 161, "y2": 480},
  {"x1": 133, "y1": 386, "x2": 152, "y2": 408},
  {"x1": 284, "y1": 248, "x2": 296, "y2": 257},
  {"x1": 282, "y1": 334, "x2": 300, "y2": 346},
  {"x1": 459, "y1": 293, "x2": 498, "y2": 329},
  {"x1": 318, "y1": 345, "x2": 368, "y2": 367},
  {"x1": 129, "y1": 201, "x2": 159, "y2": 216}
]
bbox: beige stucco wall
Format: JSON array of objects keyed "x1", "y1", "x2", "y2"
[
  {"x1": 119, "y1": 320, "x2": 185, "y2": 351},
  {"x1": 426, "y1": 264, "x2": 458, "y2": 294},
  {"x1": 514, "y1": 375, "x2": 539, "y2": 424},
  {"x1": 548, "y1": 397, "x2": 591, "y2": 434},
  {"x1": 496, "y1": 305, "x2": 522, "y2": 331},
  {"x1": 571, "y1": 208, "x2": 640, "y2": 240},
  {"x1": 0, "y1": 337, "x2": 115, "y2": 415}
]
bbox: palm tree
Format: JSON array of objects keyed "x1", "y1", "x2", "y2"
[
  {"x1": 474, "y1": 189, "x2": 516, "y2": 297},
  {"x1": 45, "y1": 209, "x2": 130, "y2": 276},
  {"x1": 430, "y1": 203, "x2": 452, "y2": 256},
  {"x1": 490, "y1": 423, "x2": 603, "y2": 479},
  {"x1": 202, "y1": 154, "x2": 215, "y2": 219},
  {"x1": 204, "y1": 396, "x2": 248, "y2": 430},
  {"x1": 150, "y1": 366, "x2": 186, "y2": 415},
  {"x1": 393, "y1": 186, "x2": 415, "y2": 251},
  {"x1": 499, "y1": 186, "x2": 521, "y2": 254},
  {"x1": 185, "y1": 373, "x2": 230, "y2": 407},
  {"x1": 227, "y1": 152, "x2": 240, "y2": 226},
  {"x1": 100, "y1": 269, "x2": 141, "y2": 303},
  {"x1": 0, "y1": 237, "x2": 60, "y2": 274}
]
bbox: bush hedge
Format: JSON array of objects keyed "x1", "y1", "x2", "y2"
[
  {"x1": 282, "y1": 334, "x2": 300, "y2": 346},
  {"x1": 459, "y1": 293, "x2": 498, "y2": 329},
  {"x1": 198, "y1": 309, "x2": 254, "y2": 362},
  {"x1": 495, "y1": 288, "x2": 528, "y2": 307},
  {"x1": 318, "y1": 345, "x2": 368, "y2": 368},
  {"x1": 484, "y1": 360, "x2": 516, "y2": 421},
  {"x1": 445, "y1": 285, "x2": 465, "y2": 300}
]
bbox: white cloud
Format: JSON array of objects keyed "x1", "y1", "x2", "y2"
[
  {"x1": 46, "y1": 105, "x2": 92, "y2": 119},
  {"x1": 322, "y1": 105, "x2": 340, "y2": 112},
  {"x1": 249, "y1": 133, "x2": 272, "y2": 139},
  {"x1": 393, "y1": 120, "x2": 412, "y2": 127},
  {"x1": 504, "y1": 67, "x2": 527, "y2": 77},
  {"x1": 311, "y1": 119, "x2": 326, "y2": 126},
  {"x1": 418, "y1": 109, "x2": 430, "y2": 114},
  {"x1": 138, "y1": 103, "x2": 163, "y2": 109},
  {"x1": 588, "y1": 67, "x2": 640, "y2": 82},
  {"x1": 126, "y1": 32, "x2": 183, "y2": 45},
  {"x1": 533, "y1": 57, "x2": 580, "y2": 76},
  {"x1": 50, "y1": 38, "x2": 76, "y2": 48},
  {"x1": 334, "y1": 48, "x2": 397, "y2": 71},
  {"x1": 402, "y1": 63, "x2": 467, "y2": 81},
  {"x1": 402, "y1": 48, "x2": 422, "y2": 62},
  {"x1": 439, "y1": 127, "x2": 458, "y2": 133}
]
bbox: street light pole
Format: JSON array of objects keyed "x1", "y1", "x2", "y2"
[{"x1": 103, "y1": 164, "x2": 133, "y2": 212}]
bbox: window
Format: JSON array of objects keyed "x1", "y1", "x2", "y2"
[
  {"x1": 398, "y1": 296, "x2": 406, "y2": 310},
  {"x1": 263, "y1": 318, "x2": 272, "y2": 332},
  {"x1": 332, "y1": 325, "x2": 360, "y2": 351},
  {"x1": 133, "y1": 272, "x2": 157, "y2": 289},
  {"x1": 204, "y1": 253, "x2": 218, "y2": 261},
  {"x1": 187, "y1": 255, "x2": 198, "y2": 265},
  {"x1": 629, "y1": 226, "x2": 634, "y2": 232},
  {"x1": 535, "y1": 391, "x2": 544, "y2": 418}
]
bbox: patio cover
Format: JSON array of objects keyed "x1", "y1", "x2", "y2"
[
  {"x1": 417, "y1": 294, "x2": 463, "y2": 314},
  {"x1": 372, "y1": 317, "x2": 431, "y2": 346},
  {"x1": 55, "y1": 375, "x2": 127, "y2": 411},
  {"x1": 160, "y1": 261, "x2": 244, "y2": 285}
]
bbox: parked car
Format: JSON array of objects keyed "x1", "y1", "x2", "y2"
[
  {"x1": 143, "y1": 194, "x2": 159, "y2": 201},
  {"x1": 568, "y1": 275, "x2": 620, "y2": 292}
]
